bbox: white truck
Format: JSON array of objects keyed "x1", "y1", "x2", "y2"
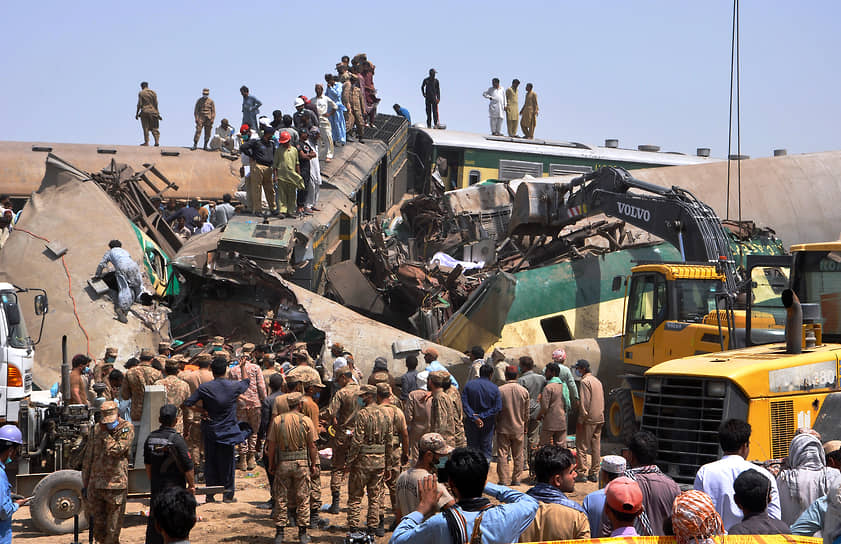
[{"x1": 0, "y1": 282, "x2": 47, "y2": 422}]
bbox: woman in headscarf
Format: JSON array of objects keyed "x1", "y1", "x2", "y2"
[
  {"x1": 779, "y1": 432, "x2": 841, "y2": 524},
  {"x1": 672, "y1": 490, "x2": 725, "y2": 544}
]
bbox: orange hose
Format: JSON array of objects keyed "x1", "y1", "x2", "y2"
[{"x1": 12, "y1": 228, "x2": 92, "y2": 358}]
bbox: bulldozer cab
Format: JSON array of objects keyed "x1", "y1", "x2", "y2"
[{"x1": 622, "y1": 264, "x2": 727, "y2": 370}]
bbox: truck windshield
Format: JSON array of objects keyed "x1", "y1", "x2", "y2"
[
  {"x1": 0, "y1": 292, "x2": 29, "y2": 349},
  {"x1": 674, "y1": 279, "x2": 721, "y2": 322},
  {"x1": 792, "y1": 250, "x2": 841, "y2": 343}
]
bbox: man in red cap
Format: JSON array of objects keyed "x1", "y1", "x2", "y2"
[
  {"x1": 604, "y1": 476, "x2": 643, "y2": 537},
  {"x1": 272, "y1": 130, "x2": 305, "y2": 218}
]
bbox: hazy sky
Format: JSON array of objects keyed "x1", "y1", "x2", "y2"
[{"x1": 1, "y1": 1, "x2": 838, "y2": 159}]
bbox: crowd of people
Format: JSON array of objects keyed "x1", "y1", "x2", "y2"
[{"x1": 3, "y1": 338, "x2": 838, "y2": 544}]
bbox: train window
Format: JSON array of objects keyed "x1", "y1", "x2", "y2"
[
  {"x1": 468, "y1": 170, "x2": 481, "y2": 185},
  {"x1": 540, "y1": 315, "x2": 572, "y2": 342},
  {"x1": 498, "y1": 159, "x2": 543, "y2": 181},
  {"x1": 549, "y1": 164, "x2": 593, "y2": 176}
]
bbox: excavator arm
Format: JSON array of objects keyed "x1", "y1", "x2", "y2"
[{"x1": 508, "y1": 166, "x2": 741, "y2": 294}]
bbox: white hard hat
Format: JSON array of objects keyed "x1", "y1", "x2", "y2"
[{"x1": 294, "y1": 97, "x2": 305, "y2": 108}]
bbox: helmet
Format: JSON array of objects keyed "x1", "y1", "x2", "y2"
[
  {"x1": 0, "y1": 425, "x2": 22, "y2": 445},
  {"x1": 294, "y1": 97, "x2": 305, "y2": 108},
  {"x1": 278, "y1": 131, "x2": 291, "y2": 144}
]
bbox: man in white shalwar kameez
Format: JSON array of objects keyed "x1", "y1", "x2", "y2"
[{"x1": 482, "y1": 78, "x2": 507, "y2": 136}]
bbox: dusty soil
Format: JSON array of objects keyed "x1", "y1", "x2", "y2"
[{"x1": 12, "y1": 463, "x2": 600, "y2": 544}]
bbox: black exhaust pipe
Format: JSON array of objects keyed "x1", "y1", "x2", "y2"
[
  {"x1": 60, "y1": 335, "x2": 70, "y2": 401},
  {"x1": 782, "y1": 289, "x2": 802, "y2": 355}
]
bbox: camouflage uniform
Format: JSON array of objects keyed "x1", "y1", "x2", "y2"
[
  {"x1": 347, "y1": 392, "x2": 392, "y2": 529},
  {"x1": 328, "y1": 381, "x2": 360, "y2": 495},
  {"x1": 267, "y1": 408, "x2": 317, "y2": 529},
  {"x1": 81, "y1": 405, "x2": 134, "y2": 544},
  {"x1": 155, "y1": 374, "x2": 190, "y2": 434},
  {"x1": 301, "y1": 394, "x2": 323, "y2": 514},
  {"x1": 431, "y1": 389, "x2": 460, "y2": 449},
  {"x1": 446, "y1": 386, "x2": 468, "y2": 448},
  {"x1": 379, "y1": 402, "x2": 407, "y2": 512},
  {"x1": 121, "y1": 362, "x2": 162, "y2": 422},
  {"x1": 228, "y1": 359, "x2": 267, "y2": 466},
  {"x1": 179, "y1": 367, "x2": 213, "y2": 470}
]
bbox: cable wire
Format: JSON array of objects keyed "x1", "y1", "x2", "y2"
[{"x1": 13, "y1": 227, "x2": 92, "y2": 358}]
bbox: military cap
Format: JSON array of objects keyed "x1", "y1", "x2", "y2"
[
  {"x1": 357, "y1": 384, "x2": 377, "y2": 396},
  {"x1": 100, "y1": 401, "x2": 119, "y2": 424},
  {"x1": 211, "y1": 336, "x2": 225, "y2": 346},
  {"x1": 202, "y1": 88, "x2": 210, "y2": 95},
  {"x1": 373, "y1": 357, "x2": 388, "y2": 371},
  {"x1": 286, "y1": 392, "x2": 303, "y2": 407},
  {"x1": 370, "y1": 372, "x2": 389, "y2": 385},
  {"x1": 158, "y1": 342, "x2": 171, "y2": 352},
  {"x1": 335, "y1": 366, "x2": 353, "y2": 378},
  {"x1": 194, "y1": 353, "x2": 212, "y2": 363},
  {"x1": 242, "y1": 343, "x2": 255, "y2": 353},
  {"x1": 104, "y1": 347, "x2": 118, "y2": 357},
  {"x1": 170, "y1": 354, "x2": 186, "y2": 362},
  {"x1": 418, "y1": 433, "x2": 453, "y2": 455},
  {"x1": 139, "y1": 348, "x2": 154, "y2": 359},
  {"x1": 215, "y1": 350, "x2": 230, "y2": 361},
  {"x1": 428, "y1": 370, "x2": 450, "y2": 386},
  {"x1": 376, "y1": 383, "x2": 391, "y2": 396},
  {"x1": 164, "y1": 360, "x2": 180, "y2": 374}
]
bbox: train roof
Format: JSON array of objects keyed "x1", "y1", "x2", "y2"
[{"x1": 412, "y1": 127, "x2": 719, "y2": 167}]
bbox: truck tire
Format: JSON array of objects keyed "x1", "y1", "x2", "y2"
[
  {"x1": 606, "y1": 388, "x2": 638, "y2": 444},
  {"x1": 30, "y1": 469, "x2": 88, "y2": 535}
]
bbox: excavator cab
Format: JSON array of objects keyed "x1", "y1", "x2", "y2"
[{"x1": 622, "y1": 263, "x2": 736, "y2": 371}]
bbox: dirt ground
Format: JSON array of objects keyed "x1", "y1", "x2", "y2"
[{"x1": 12, "y1": 462, "x2": 600, "y2": 544}]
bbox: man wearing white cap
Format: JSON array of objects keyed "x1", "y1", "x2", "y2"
[{"x1": 583, "y1": 455, "x2": 627, "y2": 537}]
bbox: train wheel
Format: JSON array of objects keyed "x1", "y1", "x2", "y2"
[
  {"x1": 606, "y1": 388, "x2": 638, "y2": 444},
  {"x1": 30, "y1": 470, "x2": 88, "y2": 534}
]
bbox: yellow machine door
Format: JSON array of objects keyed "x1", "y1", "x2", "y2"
[{"x1": 623, "y1": 272, "x2": 667, "y2": 368}]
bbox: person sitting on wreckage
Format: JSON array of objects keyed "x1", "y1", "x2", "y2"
[{"x1": 94, "y1": 239, "x2": 144, "y2": 323}]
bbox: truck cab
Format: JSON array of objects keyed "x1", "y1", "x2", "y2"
[
  {"x1": 0, "y1": 283, "x2": 46, "y2": 423},
  {"x1": 641, "y1": 242, "x2": 841, "y2": 483}
]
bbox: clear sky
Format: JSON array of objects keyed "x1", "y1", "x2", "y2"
[{"x1": 1, "y1": 1, "x2": 838, "y2": 159}]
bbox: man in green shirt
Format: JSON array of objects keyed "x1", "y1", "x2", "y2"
[{"x1": 273, "y1": 130, "x2": 305, "y2": 217}]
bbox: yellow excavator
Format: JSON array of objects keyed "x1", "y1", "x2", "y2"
[{"x1": 508, "y1": 166, "x2": 787, "y2": 442}]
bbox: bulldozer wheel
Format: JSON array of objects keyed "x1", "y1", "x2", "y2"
[
  {"x1": 606, "y1": 388, "x2": 638, "y2": 444},
  {"x1": 30, "y1": 470, "x2": 88, "y2": 534}
]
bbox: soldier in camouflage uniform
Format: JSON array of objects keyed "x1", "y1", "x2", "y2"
[
  {"x1": 81, "y1": 401, "x2": 134, "y2": 544},
  {"x1": 376, "y1": 383, "x2": 409, "y2": 528},
  {"x1": 90, "y1": 347, "x2": 118, "y2": 400},
  {"x1": 326, "y1": 366, "x2": 359, "y2": 514},
  {"x1": 265, "y1": 392, "x2": 318, "y2": 544},
  {"x1": 429, "y1": 370, "x2": 462, "y2": 449},
  {"x1": 121, "y1": 349, "x2": 163, "y2": 425},
  {"x1": 155, "y1": 360, "x2": 191, "y2": 434},
  {"x1": 228, "y1": 344, "x2": 267, "y2": 470},
  {"x1": 445, "y1": 375, "x2": 468, "y2": 448},
  {"x1": 179, "y1": 354, "x2": 213, "y2": 476},
  {"x1": 347, "y1": 384, "x2": 392, "y2": 536}
]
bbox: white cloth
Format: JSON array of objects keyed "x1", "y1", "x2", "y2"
[
  {"x1": 778, "y1": 433, "x2": 841, "y2": 525},
  {"x1": 482, "y1": 86, "x2": 507, "y2": 119},
  {"x1": 306, "y1": 142, "x2": 321, "y2": 208},
  {"x1": 694, "y1": 454, "x2": 782, "y2": 530},
  {"x1": 315, "y1": 96, "x2": 337, "y2": 159}
]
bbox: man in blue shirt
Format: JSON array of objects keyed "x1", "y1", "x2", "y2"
[
  {"x1": 393, "y1": 104, "x2": 411, "y2": 124},
  {"x1": 240, "y1": 85, "x2": 262, "y2": 131},
  {"x1": 582, "y1": 454, "x2": 626, "y2": 537},
  {"x1": 390, "y1": 448, "x2": 538, "y2": 544},
  {"x1": 0, "y1": 425, "x2": 24, "y2": 544},
  {"x1": 461, "y1": 365, "x2": 501, "y2": 460},
  {"x1": 184, "y1": 356, "x2": 251, "y2": 503}
]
